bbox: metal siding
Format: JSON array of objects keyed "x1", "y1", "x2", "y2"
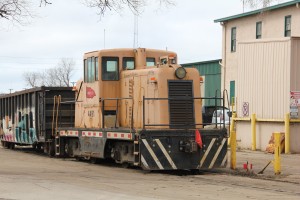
[
  {"x1": 237, "y1": 39, "x2": 291, "y2": 119},
  {"x1": 290, "y1": 36, "x2": 300, "y2": 154},
  {"x1": 290, "y1": 38, "x2": 300, "y2": 92},
  {"x1": 205, "y1": 74, "x2": 221, "y2": 106},
  {"x1": 182, "y1": 60, "x2": 221, "y2": 106}
]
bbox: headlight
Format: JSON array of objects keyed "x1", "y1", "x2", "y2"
[{"x1": 175, "y1": 67, "x2": 186, "y2": 79}]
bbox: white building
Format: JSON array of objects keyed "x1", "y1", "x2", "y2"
[{"x1": 215, "y1": 0, "x2": 300, "y2": 152}]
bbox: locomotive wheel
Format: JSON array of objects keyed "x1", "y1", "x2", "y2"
[
  {"x1": 75, "y1": 156, "x2": 83, "y2": 161},
  {"x1": 9, "y1": 143, "x2": 15, "y2": 149},
  {"x1": 64, "y1": 143, "x2": 69, "y2": 157},
  {"x1": 90, "y1": 158, "x2": 100, "y2": 164},
  {"x1": 36, "y1": 143, "x2": 42, "y2": 151},
  {"x1": 45, "y1": 142, "x2": 55, "y2": 157},
  {"x1": 122, "y1": 162, "x2": 130, "y2": 168},
  {"x1": 32, "y1": 143, "x2": 42, "y2": 152},
  {"x1": 3, "y1": 141, "x2": 8, "y2": 148}
]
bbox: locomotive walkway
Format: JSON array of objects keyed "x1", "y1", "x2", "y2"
[{"x1": 224, "y1": 149, "x2": 300, "y2": 184}]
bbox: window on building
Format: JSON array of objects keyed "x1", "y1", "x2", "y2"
[
  {"x1": 230, "y1": 81, "x2": 235, "y2": 106},
  {"x1": 123, "y1": 57, "x2": 135, "y2": 70},
  {"x1": 146, "y1": 57, "x2": 156, "y2": 67},
  {"x1": 231, "y1": 27, "x2": 236, "y2": 52},
  {"x1": 102, "y1": 57, "x2": 119, "y2": 81},
  {"x1": 256, "y1": 22, "x2": 262, "y2": 39},
  {"x1": 285, "y1": 15, "x2": 291, "y2": 37}
]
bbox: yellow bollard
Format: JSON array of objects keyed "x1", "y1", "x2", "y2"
[
  {"x1": 228, "y1": 112, "x2": 237, "y2": 146},
  {"x1": 285, "y1": 113, "x2": 290, "y2": 154},
  {"x1": 251, "y1": 114, "x2": 256, "y2": 151},
  {"x1": 274, "y1": 132, "x2": 281, "y2": 175},
  {"x1": 230, "y1": 130, "x2": 236, "y2": 170}
]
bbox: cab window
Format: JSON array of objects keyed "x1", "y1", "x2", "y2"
[
  {"x1": 95, "y1": 57, "x2": 99, "y2": 81},
  {"x1": 87, "y1": 57, "x2": 95, "y2": 83},
  {"x1": 84, "y1": 57, "x2": 98, "y2": 83},
  {"x1": 146, "y1": 57, "x2": 155, "y2": 67},
  {"x1": 84, "y1": 59, "x2": 88, "y2": 82},
  {"x1": 102, "y1": 57, "x2": 119, "y2": 81},
  {"x1": 123, "y1": 57, "x2": 135, "y2": 70}
]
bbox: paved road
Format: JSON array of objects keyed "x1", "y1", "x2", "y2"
[{"x1": 0, "y1": 147, "x2": 299, "y2": 200}]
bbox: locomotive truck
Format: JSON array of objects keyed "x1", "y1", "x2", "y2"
[{"x1": 0, "y1": 48, "x2": 228, "y2": 170}]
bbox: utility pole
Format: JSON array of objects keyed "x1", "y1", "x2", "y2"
[
  {"x1": 133, "y1": 0, "x2": 139, "y2": 48},
  {"x1": 104, "y1": 29, "x2": 106, "y2": 49},
  {"x1": 9, "y1": 89, "x2": 13, "y2": 94}
]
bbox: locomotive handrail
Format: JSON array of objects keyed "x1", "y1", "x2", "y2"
[
  {"x1": 59, "y1": 100, "x2": 77, "y2": 104},
  {"x1": 99, "y1": 97, "x2": 133, "y2": 101},
  {"x1": 52, "y1": 95, "x2": 61, "y2": 137},
  {"x1": 144, "y1": 97, "x2": 224, "y2": 100}
]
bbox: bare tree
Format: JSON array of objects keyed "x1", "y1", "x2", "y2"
[
  {"x1": 1, "y1": 0, "x2": 174, "y2": 24},
  {"x1": 23, "y1": 58, "x2": 75, "y2": 87},
  {"x1": 84, "y1": 0, "x2": 175, "y2": 16},
  {"x1": 43, "y1": 58, "x2": 75, "y2": 87},
  {"x1": 23, "y1": 71, "x2": 40, "y2": 87},
  {"x1": 0, "y1": 0, "x2": 51, "y2": 24},
  {"x1": 45, "y1": 67, "x2": 59, "y2": 86},
  {"x1": 55, "y1": 58, "x2": 75, "y2": 87},
  {"x1": 242, "y1": 0, "x2": 284, "y2": 9}
]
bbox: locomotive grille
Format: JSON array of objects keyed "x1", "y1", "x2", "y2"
[{"x1": 168, "y1": 80, "x2": 195, "y2": 129}]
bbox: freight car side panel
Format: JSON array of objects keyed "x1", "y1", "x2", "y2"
[
  {"x1": 0, "y1": 87, "x2": 75, "y2": 146},
  {"x1": 0, "y1": 92, "x2": 38, "y2": 145}
]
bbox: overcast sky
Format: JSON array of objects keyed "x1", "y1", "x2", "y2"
[{"x1": 0, "y1": 0, "x2": 273, "y2": 93}]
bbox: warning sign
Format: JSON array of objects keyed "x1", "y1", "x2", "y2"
[
  {"x1": 242, "y1": 102, "x2": 249, "y2": 117},
  {"x1": 290, "y1": 91, "x2": 300, "y2": 119}
]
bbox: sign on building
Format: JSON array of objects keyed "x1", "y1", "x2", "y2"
[
  {"x1": 290, "y1": 91, "x2": 300, "y2": 119},
  {"x1": 242, "y1": 102, "x2": 249, "y2": 117}
]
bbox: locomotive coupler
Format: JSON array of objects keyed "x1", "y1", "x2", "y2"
[{"x1": 179, "y1": 140, "x2": 198, "y2": 153}]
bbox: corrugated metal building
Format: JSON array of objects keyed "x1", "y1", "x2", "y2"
[
  {"x1": 182, "y1": 59, "x2": 221, "y2": 106},
  {"x1": 237, "y1": 37, "x2": 300, "y2": 152},
  {"x1": 215, "y1": 0, "x2": 300, "y2": 152}
]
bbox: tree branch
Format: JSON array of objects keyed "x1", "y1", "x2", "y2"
[{"x1": 40, "y1": 0, "x2": 52, "y2": 7}]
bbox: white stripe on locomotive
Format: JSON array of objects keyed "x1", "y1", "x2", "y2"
[
  {"x1": 141, "y1": 139, "x2": 164, "y2": 170},
  {"x1": 82, "y1": 131, "x2": 103, "y2": 137},
  {"x1": 208, "y1": 138, "x2": 227, "y2": 169},
  {"x1": 67, "y1": 130, "x2": 79, "y2": 136},
  {"x1": 154, "y1": 139, "x2": 177, "y2": 170},
  {"x1": 107, "y1": 132, "x2": 132, "y2": 140},
  {"x1": 200, "y1": 138, "x2": 216, "y2": 167},
  {"x1": 221, "y1": 151, "x2": 228, "y2": 167},
  {"x1": 141, "y1": 155, "x2": 150, "y2": 169}
]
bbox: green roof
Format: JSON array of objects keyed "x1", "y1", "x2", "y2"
[
  {"x1": 214, "y1": 0, "x2": 300, "y2": 23},
  {"x1": 181, "y1": 59, "x2": 221, "y2": 67}
]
